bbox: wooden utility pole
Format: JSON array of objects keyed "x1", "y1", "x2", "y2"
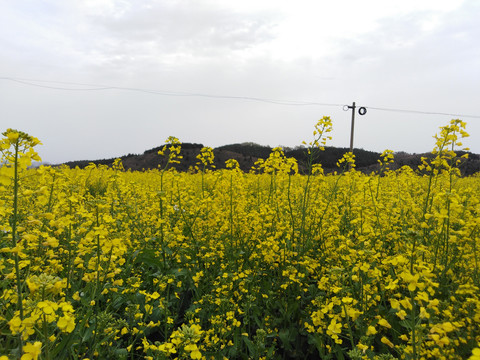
[
  {"x1": 344, "y1": 101, "x2": 366, "y2": 152},
  {"x1": 349, "y1": 101, "x2": 356, "y2": 153}
]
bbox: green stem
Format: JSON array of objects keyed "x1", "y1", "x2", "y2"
[
  {"x1": 230, "y1": 172, "x2": 234, "y2": 249},
  {"x1": 368, "y1": 178, "x2": 385, "y2": 251},
  {"x1": 411, "y1": 290, "x2": 417, "y2": 360},
  {"x1": 201, "y1": 169, "x2": 205, "y2": 199},
  {"x1": 160, "y1": 171, "x2": 166, "y2": 266},
  {"x1": 341, "y1": 303, "x2": 355, "y2": 349},
  {"x1": 46, "y1": 171, "x2": 56, "y2": 213},
  {"x1": 300, "y1": 174, "x2": 311, "y2": 252},
  {"x1": 95, "y1": 205, "x2": 101, "y2": 296},
  {"x1": 66, "y1": 195, "x2": 73, "y2": 297},
  {"x1": 90, "y1": 204, "x2": 100, "y2": 356},
  {"x1": 12, "y1": 141, "x2": 24, "y2": 322},
  {"x1": 286, "y1": 175, "x2": 294, "y2": 264},
  {"x1": 472, "y1": 227, "x2": 479, "y2": 286}
]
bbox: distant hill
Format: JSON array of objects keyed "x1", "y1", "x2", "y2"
[{"x1": 61, "y1": 143, "x2": 480, "y2": 175}]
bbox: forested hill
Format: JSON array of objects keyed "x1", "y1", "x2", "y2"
[{"x1": 62, "y1": 142, "x2": 480, "y2": 175}]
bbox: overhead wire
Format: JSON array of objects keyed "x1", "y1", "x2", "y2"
[
  {"x1": 1, "y1": 76, "x2": 479, "y2": 118},
  {"x1": 365, "y1": 106, "x2": 480, "y2": 119},
  {"x1": 0, "y1": 76, "x2": 343, "y2": 107},
  {"x1": 1, "y1": 77, "x2": 113, "y2": 91}
]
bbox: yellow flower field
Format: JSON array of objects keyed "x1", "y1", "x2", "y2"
[{"x1": 1, "y1": 119, "x2": 480, "y2": 359}]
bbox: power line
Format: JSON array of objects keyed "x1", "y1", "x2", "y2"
[
  {"x1": 0, "y1": 76, "x2": 343, "y2": 107},
  {"x1": 2, "y1": 77, "x2": 113, "y2": 91},
  {"x1": 1, "y1": 76, "x2": 480, "y2": 118},
  {"x1": 366, "y1": 106, "x2": 480, "y2": 119}
]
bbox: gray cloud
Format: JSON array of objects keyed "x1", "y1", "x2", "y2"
[{"x1": 91, "y1": 2, "x2": 278, "y2": 59}]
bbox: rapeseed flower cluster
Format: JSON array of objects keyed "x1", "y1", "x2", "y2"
[{"x1": 1, "y1": 120, "x2": 479, "y2": 359}]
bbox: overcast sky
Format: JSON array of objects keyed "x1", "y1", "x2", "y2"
[{"x1": 1, "y1": 0, "x2": 479, "y2": 164}]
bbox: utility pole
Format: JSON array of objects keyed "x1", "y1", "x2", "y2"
[
  {"x1": 349, "y1": 102, "x2": 356, "y2": 153},
  {"x1": 343, "y1": 102, "x2": 367, "y2": 152}
]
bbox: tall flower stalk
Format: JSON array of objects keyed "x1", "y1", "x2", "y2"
[
  {"x1": 0, "y1": 129, "x2": 41, "y2": 349},
  {"x1": 300, "y1": 116, "x2": 332, "y2": 252}
]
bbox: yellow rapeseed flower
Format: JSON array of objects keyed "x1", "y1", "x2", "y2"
[
  {"x1": 57, "y1": 314, "x2": 76, "y2": 333},
  {"x1": 378, "y1": 318, "x2": 392, "y2": 329},
  {"x1": 469, "y1": 347, "x2": 480, "y2": 360},
  {"x1": 381, "y1": 336, "x2": 394, "y2": 348},
  {"x1": 366, "y1": 325, "x2": 377, "y2": 335},
  {"x1": 21, "y1": 341, "x2": 42, "y2": 360}
]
